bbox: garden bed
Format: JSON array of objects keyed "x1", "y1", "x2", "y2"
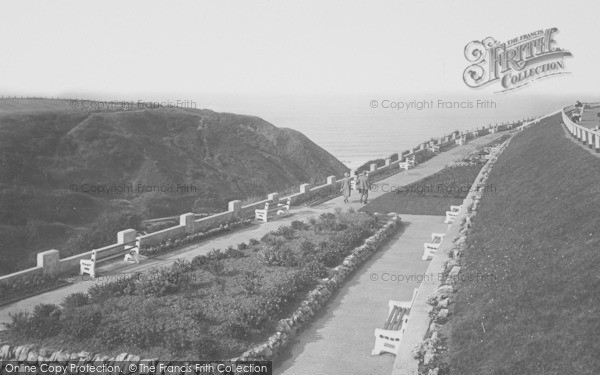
[
  {"x1": 0, "y1": 211, "x2": 397, "y2": 361},
  {"x1": 140, "y1": 218, "x2": 254, "y2": 257},
  {"x1": 361, "y1": 164, "x2": 484, "y2": 216}
]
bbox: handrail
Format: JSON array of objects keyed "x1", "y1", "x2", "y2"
[{"x1": 562, "y1": 104, "x2": 600, "y2": 152}]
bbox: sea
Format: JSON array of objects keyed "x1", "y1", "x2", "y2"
[{"x1": 193, "y1": 93, "x2": 576, "y2": 170}]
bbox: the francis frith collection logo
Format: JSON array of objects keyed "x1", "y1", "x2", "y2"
[{"x1": 463, "y1": 27, "x2": 572, "y2": 92}]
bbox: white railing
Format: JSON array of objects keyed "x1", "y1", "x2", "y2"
[{"x1": 562, "y1": 106, "x2": 600, "y2": 152}]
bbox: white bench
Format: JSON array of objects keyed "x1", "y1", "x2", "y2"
[
  {"x1": 255, "y1": 197, "x2": 291, "y2": 223},
  {"x1": 471, "y1": 130, "x2": 480, "y2": 137},
  {"x1": 422, "y1": 233, "x2": 445, "y2": 260},
  {"x1": 399, "y1": 155, "x2": 416, "y2": 170},
  {"x1": 427, "y1": 142, "x2": 440, "y2": 153},
  {"x1": 456, "y1": 136, "x2": 467, "y2": 145},
  {"x1": 80, "y1": 241, "x2": 140, "y2": 279},
  {"x1": 445, "y1": 205, "x2": 461, "y2": 224},
  {"x1": 372, "y1": 288, "x2": 419, "y2": 356}
]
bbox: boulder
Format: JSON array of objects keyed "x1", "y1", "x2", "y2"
[
  {"x1": 0, "y1": 345, "x2": 13, "y2": 360},
  {"x1": 423, "y1": 351, "x2": 437, "y2": 366},
  {"x1": 438, "y1": 309, "x2": 449, "y2": 319},
  {"x1": 16, "y1": 345, "x2": 32, "y2": 361},
  {"x1": 26, "y1": 350, "x2": 38, "y2": 363}
]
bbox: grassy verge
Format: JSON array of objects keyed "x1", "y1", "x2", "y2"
[
  {"x1": 360, "y1": 164, "x2": 483, "y2": 215},
  {"x1": 445, "y1": 114, "x2": 600, "y2": 374}
]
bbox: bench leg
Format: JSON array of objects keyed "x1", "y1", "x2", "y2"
[{"x1": 372, "y1": 329, "x2": 403, "y2": 356}]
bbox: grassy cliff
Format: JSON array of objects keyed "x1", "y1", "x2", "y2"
[{"x1": 0, "y1": 99, "x2": 348, "y2": 275}]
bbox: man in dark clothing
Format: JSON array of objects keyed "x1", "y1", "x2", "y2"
[{"x1": 357, "y1": 171, "x2": 371, "y2": 204}]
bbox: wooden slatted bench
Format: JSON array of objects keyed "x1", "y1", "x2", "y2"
[
  {"x1": 372, "y1": 288, "x2": 419, "y2": 356},
  {"x1": 255, "y1": 197, "x2": 291, "y2": 223},
  {"x1": 445, "y1": 205, "x2": 461, "y2": 224},
  {"x1": 399, "y1": 155, "x2": 416, "y2": 170},
  {"x1": 427, "y1": 142, "x2": 440, "y2": 153},
  {"x1": 80, "y1": 240, "x2": 139, "y2": 278},
  {"x1": 422, "y1": 232, "x2": 445, "y2": 260}
]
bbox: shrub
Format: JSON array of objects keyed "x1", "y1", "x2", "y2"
[
  {"x1": 207, "y1": 248, "x2": 227, "y2": 260},
  {"x1": 301, "y1": 260, "x2": 328, "y2": 280},
  {"x1": 191, "y1": 254, "x2": 209, "y2": 267},
  {"x1": 88, "y1": 275, "x2": 137, "y2": 303},
  {"x1": 259, "y1": 245, "x2": 298, "y2": 267},
  {"x1": 316, "y1": 212, "x2": 346, "y2": 231},
  {"x1": 248, "y1": 238, "x2": 260, "y2": 246},
  {"x1": 29, "y1": 303, "x2": 62, "y2": 338},
  {"x1": 61, "y1": 306, "x2": 102, "y2": 339},
  {"x1": 275, "y1": 225, "x2": 295, "y2": 239},
  {"x1": 237, "y1": 242, "x2": 248, "y2": 250},
  {"x1": 61, "y1": 292, "x2": 89, "y2": 309},
  {"x1": 333, "y1": 227, "x2": 371, "y2": 255},
  {"x1": 204, "y1": 260, "x2": 225, "y2": 276},
  {"x1": 299, "y1": 240, "x2": 317, "y2": 260},
  {"x1": 171, "y1": 259, "x2": 193, "y2": 273},
  {"x1": 290, "y1": 220, "x2": 310, "y2": 231},
  {"x1": 4, "y1": 311, "x2": 32, "y2": 336},
  {"x1": 224, "y1": 247, "x2": 245, "y2": 259},
  {"x1": 316, "y1": 241, "x2": 345, "y2": 267},
  {"x1": 334, "y1": 207, "x2": 343, "y2": 215},
  {"x1": 136, "y1": 267, "x2": 183, "y2": 297},
  {"x1": 241, "y1": 271, "x2": 261, "y2": 296}
]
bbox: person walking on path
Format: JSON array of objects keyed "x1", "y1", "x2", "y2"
[
  {"x1": 340, "y1": 172, "x2": 351, "y2": 203},
  {"x1": 357, "y1": 171, "x2": 371, "y2": 204}
]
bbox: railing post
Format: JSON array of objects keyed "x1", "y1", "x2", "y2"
[
  {"x1": 118, "y1": 229, "x2": 137, "y2": 245},
  {"x1": 370, "y1": 163, "x2": 377, "y2": 172},
  {"x1": 37, "y1": 250, "x2": 60, "y2": 277},
  {"x1": 228, "y1": 200, "x2": 241, "y2": 218},
  {"x1": 268, "y1": 192, "x2": 279, "y2": 205},
  {"x1": 299, "y1": 183, "x2": 310, "y2": 194},
  {"x1": 180, "y1": 213, "x2": 195, "y2": 233}
]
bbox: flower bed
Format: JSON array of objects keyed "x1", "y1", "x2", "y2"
[
  {"x1": 0, "y1": 211, "x2": 401, "y2": 362},
  {"x1": 234, "y1": 213, "x2": 402, "y2": 361},
  {"x1": 140, "y1": 218, "x2": 253, "y2": 257}
]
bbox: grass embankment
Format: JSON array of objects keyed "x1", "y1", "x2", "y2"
[
  {"x1": 360, "y1": 165, "x2": 484, "y2": 215},
  {"x1": 446, "y1": 114, "x2": 600, "y2": 374},
  {"x1": 0, "y1": 211, "x2": 390, "y2": 360}
]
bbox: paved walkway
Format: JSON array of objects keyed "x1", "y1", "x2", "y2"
[
  {"x1": 0, "y1": 132, "x2": 505, "y2": 375},
  {"x1": 579, "y1": 108, "x2": 600, "y2": 129},
  {"x1": 274, "y1": 214, "x2": 447, "y2": 375}
]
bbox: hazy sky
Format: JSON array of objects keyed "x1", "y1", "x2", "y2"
[{"x1": 1, "y1": 0, "x2": 598, "y2": 99}]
